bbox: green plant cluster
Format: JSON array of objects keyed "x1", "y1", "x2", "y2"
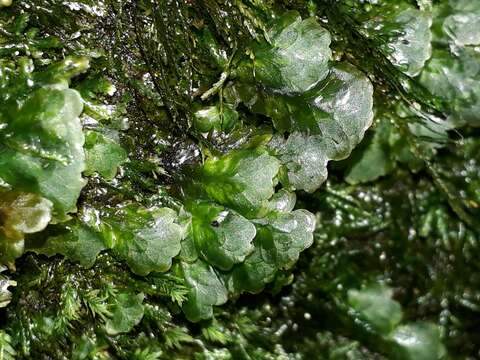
[{"x1": 0, "y1": 0, "x2": 479, "y2": 359}]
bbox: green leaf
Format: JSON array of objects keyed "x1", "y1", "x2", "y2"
[
  {"x1": 267, "y1": 189, "x2": 296, "y2": 213},
  {"x1": 0, "y1": 233, "x2": 23, "y2": 269},
  {"x1": 265, "y1": 63, "x2": 374, "y2": 192},
  {"x1": 0, "y1": 87, "x2": 86, "y2": 218},
  {"x1": 181, "y1": 260, "x2": 228, "y2": 322},
  {"x1": 347, "y1": 284, "x2": 403, "y2": 334},
  {"x1": 244, "y1": 11, "x2": 332, "y2": 94},
  {"x1": 345, "y1": 139, "x2": 393, "y2": 185},
  {"x1": 84, "y1": 131, "x2": 127, "y2": 180},
  {"x1": 391, "y1": 323, "x2": 446, "y2": 360},
  {"x1": 274, "y1": 63, "x2": 373, "y2": 143},
  {"x1": 420, "y1": 49, "x2": 480, "y2": 127},
  {"x1": 442, "y1": 2, "x2": 480, "y2": 47},
  {"x1": 201, "y1": 149, "x2": 280, "y2": 218},
  {"x1": 100, "y1": 205, "x2": 184, "y2": 275},
  {"x1": 105, "y1": 292, "x2": 145, "y2": 336},
  {"x1": 271, "y1": 132, "x2": 329, "y2": 193},
  {"x1": 193, "y1": 104, "x2": 238, "y2": 133},
  {"x1": 189, "y1": 201, "x2": 256, "y2": 271},
  {"x1": 346, "y1": 105, "x2": 451, "y2": 184},
  {"x1": 257, "y1": 209, "x2": 316, "y2": 268},
  {"x1": 364, "y1": 4, "x2": 432, "y2": 76},
  {"x1": 346, "y1": 121, "x2": 395, "y2": 184},
  {"x1": 228, "y1": 209, "x2": 315, "y2": 293},
  {"x1": 30, "y1": 221, "x2": 106, "y2": 268}
]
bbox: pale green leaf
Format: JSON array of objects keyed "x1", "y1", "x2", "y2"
[
  {"x1": 193, "y1": 104, "x2": 238, "y2": 133},
  {"x1": 201, "y1": 149, "x2": 280, "y2": 218},
  {"x1": 181, "y1": 260, "x2": 228, "y2": 322},
  {"x1": 442, "y1": 1, "x2": 480, "y2": 47},
  {"x1": 84, "y1": 131, "x2": 127, "y2": 180},
  {"x1": 0, "y1": 87, "x2": 86, "y2": 218},
  {"x1": 228, "y1": 209, "x2": 315, "y2": 294},
  {"x1": 246, "y1": 10, "x2": 332, "y2": 94},
  {"x1": 267, "y1": 64, "x2": 374, "y2": 192},
  {"x1": 420, "y1": 49, "x2": 480, "y2": 127},
  {"x1": 30, "y1": 221, "x2": 106, "y2": 268},
  {"x1": 391, "y1": 323, "x2": 446, "y2": 360},
  {"x1": 0, "y1": 191, "x2": 52, "y2": 265},
  {"x1": 189, "y1": 201, "x2": 256, "y2": 271},
  {"x1": 363, "y1": 3, "x2": 432, "y2": 76},
  {"x1": 105, "y1": 292, "x2": 145, "y2": 335},
  {"x1": 100, "y1": 205, "x2": 183, "y2": 275},
  {"x1": 348, "y1": 284, "x2": 403, "y2": 335},
  {"x1": 0, "y1": 267, "x2": 16, "y2": 309}
]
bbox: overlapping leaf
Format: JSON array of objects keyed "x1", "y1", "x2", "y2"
[
  {"x1": 188, "y1": 201, "x2": 255, "y2": 271},
  {"x1": 441, "y1": 1, "x2": 480, "y2": 47},
  {"x1": 84, "y1": 130, "x2": 127, "y2": 180},
  {"x1": 228, "y1": 209, "x2": 315, "y2": 294},
  {"x1": 346, "y1": 104, "x2": 452, "y2": 184},
  {"x1": 201, "y1": 149, "x2": 280, "y2": 218},
  {"x1": 419, "y1": 1, "x2": 480, "y2": 127},
  {"x1": 362, "y1": 2, "x2": 432, "y2": 76},
  {"x1": 180, "y1": 149, "x2": 315, "y2": 320},
  {"x1": 236, "y1": 62, "x2": 374, "y2": 192},
  {"x1": 0, "y1": 190, "x2": 52, "y2": 265},
  {"x1": 98, "y1": 205, "x2": 184, "y2": 276},
  {"x1": 0, "y1": 58, "x2": 89, "y2": 218},
  {"x1": 229, "y1": 12, "x2": 374, "y2": 193},
  {"x1": 180, "y1": 260, "x2": 228, "y2": 322},
  {"x1": 420, "y1": 49, "x2": 480, "y2": 127},
  {"x1": 237, "y1": 10, "x2": 331, "y2": 94},
  {"x1": 347, "y1": 284, "x2": 446, "y2": 360}
]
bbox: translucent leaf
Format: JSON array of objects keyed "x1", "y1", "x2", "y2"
[
  {"x1": 420, "y1": 49, "x2": 480, "y2": 127},
  {"x1": 348, "y1": 284, "x2": 403, "y2": 334},
  {"x1": 0, "y1": 191, "x2": 53, "y2": 237},
  {"x1": 228, "y1": 209, "x2": 315, "y2": 294},
  {"x1": 271, "y1": 132, "x2": 330, "y2": 193},
  {"x1": 363, "y1": 3, "x2": 432, "y2": 76},
  {"x1": 84, "y1": 131, "x2": 127, "y2": 180},
  {"x1": 100, "y1": 205, "x2": 183, "y2": 275},
  {"x1": 30, "y1": 221, "x2": 106, "y2": 268},
  {"x1": 267, "y1": 189, "x2": 296, "y2": 213},
  {"x1": 189, "y1": 201, "x2": 256, "y2": 271},
  {"x1": 0, "y1": 87, "x2": 86, "y2": 218},
  {"x1": 442, "y1": 1, "x2": 480, "y2": 47},
  {"x1": 244, "y1": 10, "x2": 331, "y2": 94},
  {"x1": 0, "y1": 267, "x2": 16, "y2": 308},
  {"x1": 201, "y1": 149, "x2": 280, "y2": 218},
  {"x1": 257, "y1": 209, "x2": 315, "y2": 269},
  {"x1": 391, "y1": 323, "x2": 446, "y2": 360},
  {"x1": 193, "y1": 104, "x2": 238, "y2": 133},
  {"x1": 181, "y1": 260, "x2": 228, "y2": 322},
  {"x1": 266, "y1": 64, "x2": 374, "y2": 192},
  {"x1": 0, "y1": 191, "x2": 52, "y2": 265}
]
